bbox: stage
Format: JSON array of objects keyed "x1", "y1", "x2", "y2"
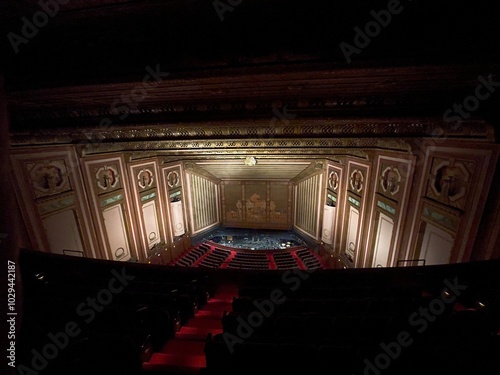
[{"x1": 196, "y1": 228, "x2": 307, "y2": 251}]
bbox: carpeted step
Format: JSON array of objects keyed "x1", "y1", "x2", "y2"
[
  {"x1": 175, "y1": 326, "x2": 223, "y2": 341},
  {"x1": 215, "y1": 283, "x2": 239, "y2": 293},
  {"x1": 160, "y1": 339, "x2": 206, "y2": 355},
  {"x1": 184, "y1": 318, "x2": 222, "y2": 330},
  {"x1": 201, "y1": 301, "x2": 233, "y2": 313},
  {"x1": 142, "y1": 353, "x2": 206, "y2": 373},
  {"x1": 195, "y1": 309, "x2": 224, "y2": 319},
  {"x1": 207, "y1": 297, "x2": 234, "y2": 304}
]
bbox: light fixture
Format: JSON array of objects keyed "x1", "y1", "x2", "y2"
[{"x1": 244, "y1": 156, "x2": 257, "y2": 166}]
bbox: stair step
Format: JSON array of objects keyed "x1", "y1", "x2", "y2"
[
  {"x1": 160, "y1": 339, "x2": 206, "y2": 355},
  {"x1": 202, "y1": 301, "x2": 232, "y2": 313},
  {"x1": 142, "y1": 283, "x2": 239, "y2": 373},
  {"x1": 143, "y1": 353, "x2": 206, "y2": 373},
  {"x1": 195, "y1": 310, "x2": 224, "y2": 318},
  {"x1": 207, "y1": 297, "x2": 234, "y2": 304},
  {"x1": 184, "y1": 318, "x2": 222, "y2": 329},
  {"x1": 214, "y1": 284, "x2": 239, "y2": 295},
  {"x1": 175, "y1": 327, "x2": 223, "y2": 341}
]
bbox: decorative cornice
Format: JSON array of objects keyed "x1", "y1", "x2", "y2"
[
  {"x1": 78, "y1": 138, "x2": 410, "y2": 156},
  {"x1": 9, "y1": 119, "x2": 494, "y2": 147},
  {"x1": 153, "y1": 152, "x2": 366, "y2": 164},
  {"x1": 8, "y1": 94, "x2": 431, "y2": 124}
]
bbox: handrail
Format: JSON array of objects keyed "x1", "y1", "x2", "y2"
[
  {"x1": 397, "y1": 258, "x2": 426, "y2": 267},
  {"x1": 62, "y1": 249, "x2": 85, "y2": 257}
]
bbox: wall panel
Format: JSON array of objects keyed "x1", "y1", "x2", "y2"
[
  {"x1": 187, "y1": 173, "x2": 219, "y2": 235},
  {"x1": 372, "y1": 212, "x2": 394, "y2": 267},
  {"x1": 10, "y1": 147, "x2": 98, "y2": 257},
  {"x1": 142, "y1": 200, "x2": 161, "y2": 248},
  {"x1": 294, "y1": 173, "x2": 322, "y2": 240},
  {"x1": 82, "y1": 154, "x2": 138, "y2": 261},
  {"x1": 42, "y1": 209, "x2": 84, "y2": 256},
  {"x1": 102, "y1": 204, "x2": 131, "y2": 261},
  {"x1": 222, "y1": 181, "x2": 291, "y2": 230}
]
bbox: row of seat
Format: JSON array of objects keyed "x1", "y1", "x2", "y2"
[
  {"x1": 175, "y1": 245, "x2": 210, "y2": 266},
  {"x1": 204, "y1": 333, "x2": 500, "y2": 374},
  {"x1": 198, "y1": 248, "x2": 232, "y2": 268},
  {"x1": 174, "y1": 241, "x2": 327, "y2": 270},
  {"x1": 237, "y1": 284, "x2": 425, "y2": 299},
  {"x1": 203, "y1": 263, "x2": 500, "y2": 375},
  {"x1": 17, "y1": 249, "x2": 216, "y2": 375},
  {"x1": 273, "y1": 251, "x2": 300, "y2": 269},
  {"x1": 231, "y1": 295, "x2": 440, "y2": 315},
  {"x1": 295, "y1": 248, "x2": 324, "y2": 269},
  {"x1": 221, "y1": 309, "x2": 497, "y2": 345}
]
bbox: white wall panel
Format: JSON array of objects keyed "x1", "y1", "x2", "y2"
[
  {"x1": 142, "y1": 200, "x2": 161, "y2": 248},
  {"x1": 103, "y1": 204, "x2": 131, "y2": 261},
  {"x1": 171, "y1": 200, "x2": 185, "y2": 236},
  {"x1": 372, "y1": 212, "x2": 394, "y2": 267},
  {"x1": 322, "y1": 205, "x2": 335, "y2": 244},
  {"x1": 421, "y1": 223, "x2": 454, "y2": 265},
  {"x1": 346, "y1": 206, "x2": 359, "y2": 261},
  {"x1": 43, "y1": 210, "x2": 84, "y2": 255}
]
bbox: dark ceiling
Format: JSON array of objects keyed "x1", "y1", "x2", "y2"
[{"x1": 1, "y1": 0, "x2": 500, "y2": 132}]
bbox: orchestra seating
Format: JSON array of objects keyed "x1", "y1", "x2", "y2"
[
  {"x1": 198, "y1": 248, "x2": 232, "y2": 268},
  {"x1": 174, "y1": 244, "x2": 211, "y2": 267},
  {"x1": 173, "y1": 242, "x2": 325, "y2": 270},
  {"x1": 272, "y1": 252, "x2": 300, "y2": 269}
]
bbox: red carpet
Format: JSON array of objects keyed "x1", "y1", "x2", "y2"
[
  {"x1": 291, "y1": 250, "x2": 307, "y2": 269},
  {"x1": 267, "y1": 253, "x2": 277, "y2": 270},
  {"x1": 142, "y1": 283, "x2": 238, "y2": 374}
]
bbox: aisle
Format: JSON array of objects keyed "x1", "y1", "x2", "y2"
[{"x1": 142, "y1": 284, "x2": 238, "y2": 374}]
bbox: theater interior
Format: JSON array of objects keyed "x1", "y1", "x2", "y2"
[{"x1": 1, "y1": 1, "x2": 500, "y2": 374}]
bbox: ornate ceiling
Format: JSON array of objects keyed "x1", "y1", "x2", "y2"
[{"x1": 1, "y1": 0, "x2": 499, "y2": 147}]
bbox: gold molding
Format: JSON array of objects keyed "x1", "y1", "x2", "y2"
[
  {"x1": 80, "y1": 138, "x2": 410, "y2": 155},
  {"x1": 9, "y1": 119, "x2": 494, "y2": 146}
]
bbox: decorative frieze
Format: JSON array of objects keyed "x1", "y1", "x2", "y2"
[
  {"x1": 27, "y1": 159, "x2": 71, "y2": 198},
  {"x1": 426, "y1": 157, "x2": 475, "y2": 210},
  {"x1": 10, "y1": 120, "x2": 493, "y2": 147},
  {"x1": 95, "y1": 164, "x2": 121, "y2": 194}
]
